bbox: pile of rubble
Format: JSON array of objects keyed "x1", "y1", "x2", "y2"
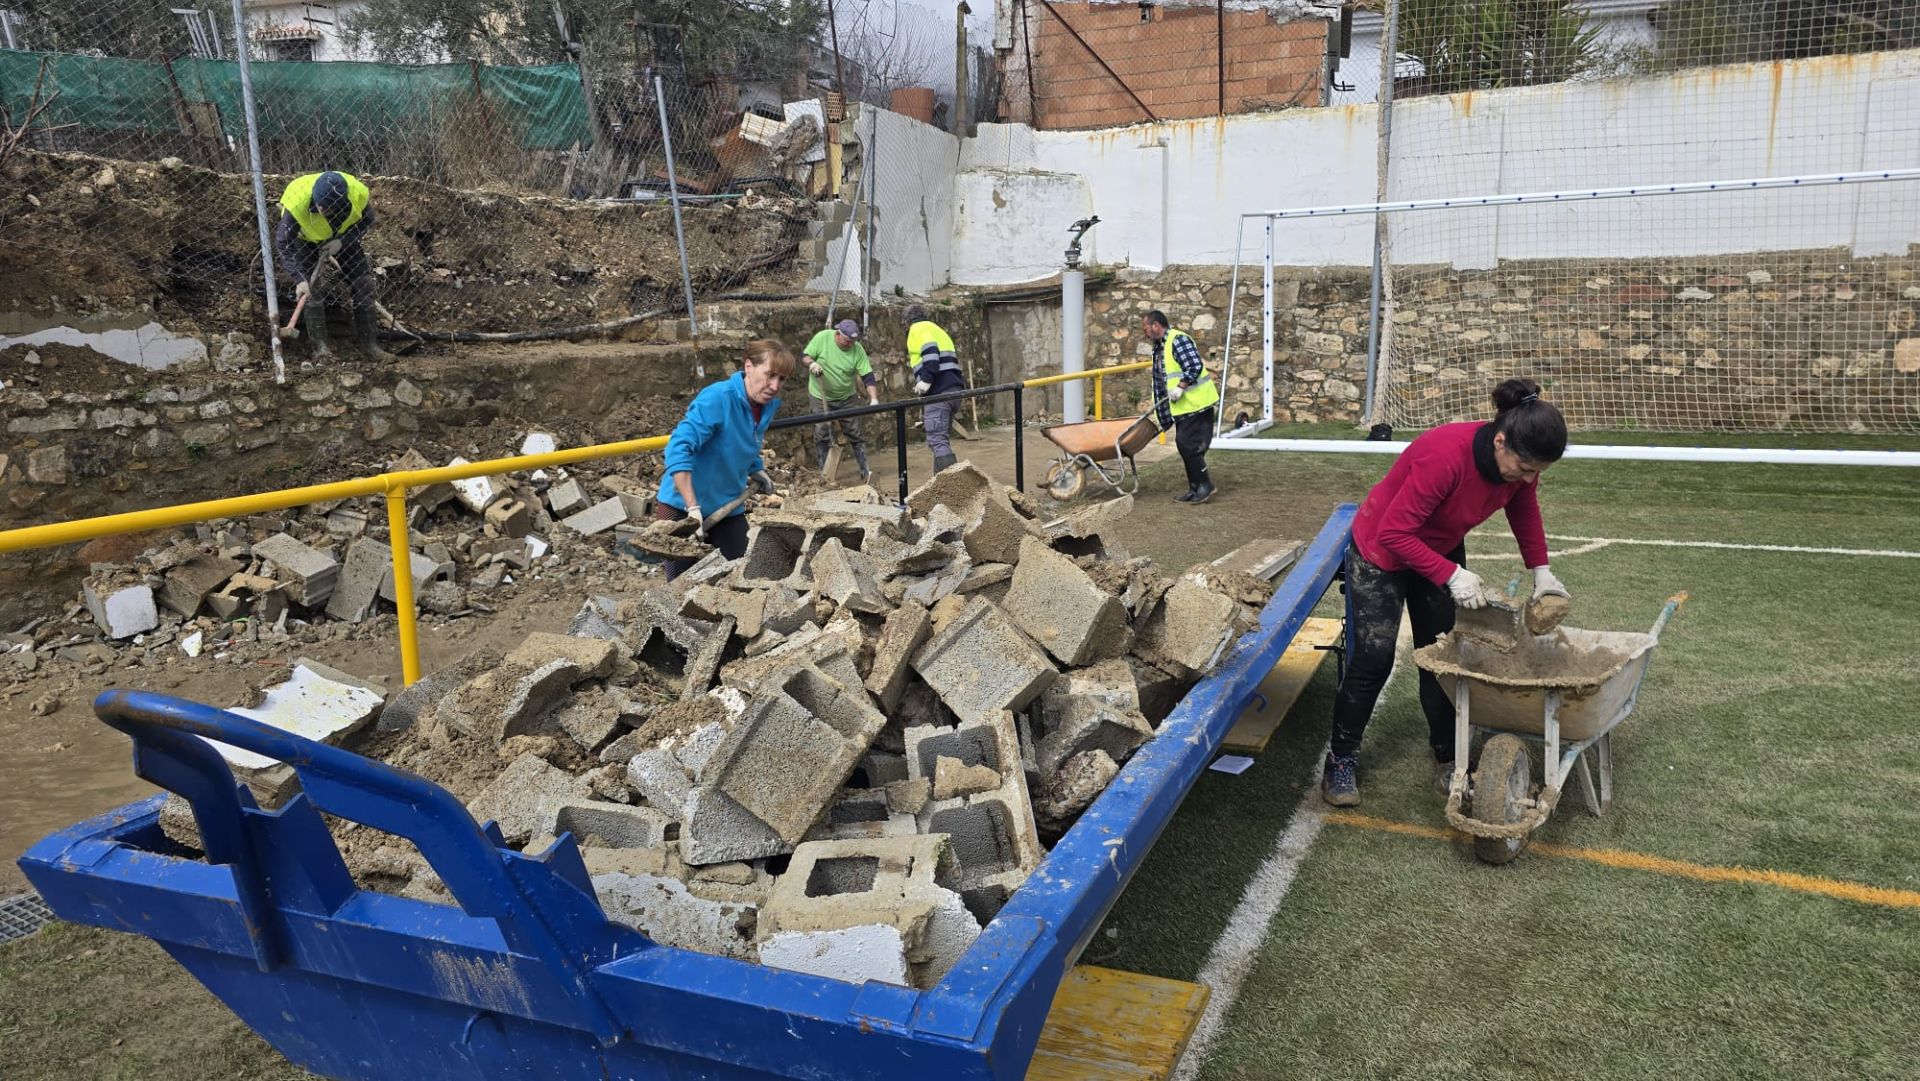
[
  {"x1": 4, "y1": 433, "x2": 713, "y2": 679},
  {"x1": 158, "y1": 464, "x2": 1276, "y2": 990}
]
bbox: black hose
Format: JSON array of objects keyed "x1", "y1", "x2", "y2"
[{"x1": 378, "y1": 306, "x2": 675, "y2": 343}]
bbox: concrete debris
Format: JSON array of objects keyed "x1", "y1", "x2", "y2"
[
  {"x1": 864, "y1": 600, "x2": 929, "y2": 711},
  {"x1": 1001, "y1": 535, "x2": 1131, "y2": 666},
  {"x1": 468, "y1": 752, "x2": 592, "y2": 846},
  {"x1": 911, "y1": 596, "x2": 1056, "y2": 723},
  {"x1": 810, "y1": 537, "x2": 889, "y2": 614},
  {"x1": 905, "y1": 711, "x2": 1043, "y2": 920},
  {"x1": 220, "y1": 658, "x2": 386, "y2": 806},
  {"x1": 446, "y1": 457, "x2": 509, "y2": 513},
  {"x1": 759, "y1": 834, "x2": 979, "y2": 988},
  {"x1": 159, "y1": 552, "x2": 244, "y2": 618},
  {"x1": 547, "y1": 477, "x2": 589, "y2": 517},
  {"x1": 1033, "y1": 749, "x2": 1120, "y2": 830},
  {"x1": 562, "y1": 495, "x2": 629, "y2": 536},
  {"x1": 252, "y1": 533, "x2": 340, "y2": 606},
  {"x1": 1134, "y1": 578, "x2": 1239, "y2": 676},
  {"x1": 82, "y1": 573, "x2": 159, "y2": 640}
]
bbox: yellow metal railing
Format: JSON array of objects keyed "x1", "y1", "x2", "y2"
[{"x1": 0, "y1": 365, "x2": 1150, "y2": 685}]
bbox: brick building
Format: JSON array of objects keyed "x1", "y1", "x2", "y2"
[{"x1": 998, "y1": 0, "x2": 1334, "y2": 130}]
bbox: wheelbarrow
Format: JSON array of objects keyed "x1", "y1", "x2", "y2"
[
  {"x1": 1038, "y1": 413, "x2": 1161, "y2": 501},
  {"x1": 1413, "y1": 593, "x2": 1686, "y2": 864}
]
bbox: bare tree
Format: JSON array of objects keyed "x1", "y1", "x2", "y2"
[{"x1": 0, "y1": 57, "x2": 69, "y2": 170}]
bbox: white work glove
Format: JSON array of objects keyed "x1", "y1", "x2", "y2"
[
  {"x1": 1447, "y1": 566, "x2": 1488, "y2": 609},
  {"x1": 319, "y1": 238, "x2": 343, "y2": 259},
  {"x1": 1168, "y1": 385, "x2": 1186, "y2": 402},
  {"x1": 685, "y1": 503, "x2": 704, "y2": 537},
  {"x1": 808, "y1": 359, "x2": 825, "y2": 377},
  {"x1": 295, "y1": 279, "x2": 311, "y2": 301},
  {"x1": 913, "y1": 380, "x2": 931, "y2": 396},
  {"x1": 750, "y1": 470, "x2": 775, "y2": 496},
  {"x1": 1532, "y1": 565, "x2": 1569, "y2": 601}
]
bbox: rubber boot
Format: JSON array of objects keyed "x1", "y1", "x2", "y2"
[
  {"x1": 354, "y1": 306, "x2": 395, "y2": 362},
  {"x1": 1173, "y1": 485, "x2": 1197, "y2": 503},
  {"x1": 1190, "y1": 476, "x2": 1216, "y2": 504},
  {"x1": 303, "y1": 301, "x2": 333, "y2": 360},
  {"x1": 932, "y1": 452, "x2": 958, "y2": 472}
]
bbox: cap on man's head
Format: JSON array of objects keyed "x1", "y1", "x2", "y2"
[
  {"x1": 834, "y1": 319, "x2": 861, "y2": 340},
  {"x1": 313, "y1": 170, "x2": 351, "y2": 225}
]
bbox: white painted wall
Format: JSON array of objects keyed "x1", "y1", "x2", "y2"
[
  {"x1": 811, "y1": 106, "x2": 962, "y2": 297},
  {"x1": 245, "y1": 1, "x2": 375, "y2": 62},
  {"x1": 942, "y1": 47, "x2": 1920, "y2": 285}
]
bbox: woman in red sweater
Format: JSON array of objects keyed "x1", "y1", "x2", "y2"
[{"x1": 1322, "y1": 378, "x2": 1570, "y2": 807}]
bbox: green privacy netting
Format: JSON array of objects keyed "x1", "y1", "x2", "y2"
[{"x1": 0, "y1": 50, "x2": 591, "y2": 150}]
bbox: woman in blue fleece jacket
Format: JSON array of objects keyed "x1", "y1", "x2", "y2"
[{"x1": 652, "y1": 339, "x2": 795, "y2": 578}]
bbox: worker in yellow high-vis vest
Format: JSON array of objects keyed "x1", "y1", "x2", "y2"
[
  {"x1": 275, "y1": 170, "x2": 391, "y2": 361},
  {"x1": 905, "y1": 304, "x2": 966, "y2": 472},
  {"x1": 1143, "y1": 309, "x2": 1220, "y2": 503}
]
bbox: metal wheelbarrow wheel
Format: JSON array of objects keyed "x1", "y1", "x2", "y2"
[
  {"x1": 1044, "y1": 459, "x2": 1087, "y2": 501},
  {"x1": 1471, "y1": 734, "x2": 1532, "y2": 865}
]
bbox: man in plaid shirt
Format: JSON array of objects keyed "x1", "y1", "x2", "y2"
[{"x1": 1143, "y1": 310, "x2": 1220, "y2": 503}]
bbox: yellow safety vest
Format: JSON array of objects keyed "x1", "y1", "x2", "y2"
[
  {"x1": 907, "y1": 320, "x2": 962, "y2": 378},
  {"x1": 1162, "y1": 328, "x2": 1219, "y2": 416},
  {"x1": 279, "y1": 172, "x2": 370, "y2": 244}
]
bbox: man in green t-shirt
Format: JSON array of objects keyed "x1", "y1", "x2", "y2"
[{"x1": 803, "y1": 319, "x2": 880, "y2": 480}]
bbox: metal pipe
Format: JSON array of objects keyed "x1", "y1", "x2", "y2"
[
  {"x1": 1013, "y1": 386, "x2": 1025, "y2": 490},
  {"x1": 1217, "y1": 0, "x2": 1225, "y2": 116},
  {"x1": 384, "y1": 489, "x2": 422, "y2": 686},
  {"x1": 863, "y1": 109, "x2": 877, "y2": 327},
  {"x1": 1093, "y1": 374, "x2": 1104, "y2": 420},
  {"x1": 1246, "y1": 167, "x2": 1920, "y2": 221},
  {"x1": 1215, "y1": 214, "x2": 1246, "y2": 437},
  {"x1": 1211, "y1": 439, "x2": 1920, "y2": 466},
  {"x1": 1061, "y1": 268, "x2": 1086, "y2": 422},
  {"x1": 1362, "y1": 0, "x2": 1399, "y2": 424},
  {"x1": 1261, "y1": 216, "x2": 1274, "y2": 427},
  {"x1": 654, "y1": 74, "x2": 700, "y2": 373},
  {"x1": 895, "y1": 409, "x2": 910, "y2": 505},
  {"x1": 229, "y1": 0, "x2": 285, "y2": 385}
]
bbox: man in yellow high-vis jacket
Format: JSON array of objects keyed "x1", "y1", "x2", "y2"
[
  {"x1": 905, "y1": 304, "x2": 966, "y2": 472},
  {"x1": 275, "y1": 170, "x2": 390, "y2": 361},
  {"x1": 1143, "y1": 309, "x2": 1219, "y2": 503}
]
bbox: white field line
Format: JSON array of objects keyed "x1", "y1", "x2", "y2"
[
  {"x1": 1175, "y1": 622, "x2": 1414, "y2": 1079},
  {"x1": 1469, "y1": 531, "x2": 1920, "y2": 560}
]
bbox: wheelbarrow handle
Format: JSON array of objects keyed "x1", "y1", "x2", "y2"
[{"x1": 1649, "y1": 591, "x2": 1689, "y2": 640}]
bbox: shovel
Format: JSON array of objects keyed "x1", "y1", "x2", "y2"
[
  {"x1": 626, "y1": 490, "x2": 750, "y2": 559},
  {"x1": 1453, "y1": 584, "x2": 1572, "y2": 652}
]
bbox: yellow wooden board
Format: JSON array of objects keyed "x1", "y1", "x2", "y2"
[
  {"x1": 1221, "y1": 616, "x2": 1343, "y2": 755},
  {"x1": 1026, "y1": 966, "x2": 1211, "y2": 1081}
]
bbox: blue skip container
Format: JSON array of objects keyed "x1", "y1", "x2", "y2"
[{"x1": 21, "y1": 507, "x2": 1355, "y2": 1080}]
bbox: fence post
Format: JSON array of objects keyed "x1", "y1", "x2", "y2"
[
  {"x1": 1362, "y1": 0, "x2": 1400, "y2": 426},
  {"x1": 384, "y1": 487, "x2": 422, "y2": 687},
  {"x1": 654, "y1": 74, "x2": 701, "y2": 376},
  {"x1": 229, "y1": 0, "x2": 285, "y2": 385}
]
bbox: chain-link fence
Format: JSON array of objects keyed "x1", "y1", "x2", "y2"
[{"x1": 0, "y1": 1, "x2": 865, "y2": 364}]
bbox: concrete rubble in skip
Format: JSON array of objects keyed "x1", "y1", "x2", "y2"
[{"x1": 152, "y1": 462, "x2": 1266, "y2": 992}]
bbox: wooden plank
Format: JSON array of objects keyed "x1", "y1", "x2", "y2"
[
  {"x1": 1027, "y1": 966, "x2": 1210, "y2": 1081},
  {"x1": 1208, "y1": 537, "x2": 1303, "y2": 582},
  {"x1": 1221, "y1": 615, "x2": 1342, "y2": 755}
]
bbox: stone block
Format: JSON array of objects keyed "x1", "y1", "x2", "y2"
[
  {"x1": 252, "y1": 533, "x2": 338, "y2": 606},
  {"x1": 549, "y1": 800, "x2": 677, "y2": 848},
  {"x1": 547, "y1": 477, "x2": 589, "y2": 517},
  {"x1": 910, "y1": 597, "x2": 1055, "y2": 723},
  {"x1": 735, "y1": 519, "x2": 811, "y2": 586},
  {"x1": 485, "y1": 498, "x2": 532, "y2": 539},
  {"x1": 962, "y1": 497, "x2": 1044, "y2": 565},
  {"x1": 325, "y1": 537, "x2": 389, "y2": 623},
  {"x1": 1035, "y1": 660, "x2": 1153, "y2": 776},
  {"x1": 158, "y1": 553, "x2": 242, "y2": 618},
  {"x1": 681, "y1": 585, "x2": 767, "y2": 639},
  {"x1": 697, "y1": 664, "x2": 886, "y2": 845},
  {"x1": 1001, "y1": 536, "x2": 1130, "y2": 666},
  {"x1": 468, "y1": 752, "x2": 591, "y2": 846},
  {"x1": 864, "y1": 600, "x2": 929, "y2": 711},
  {"x1": 810, "y1": 537, "x2": 889, "y2": 614},
  {"x1": 562, "y1": 495, "x2": 628, "y2": 536},
  {"x1": 82, "y1": 576, "x2": 158, "y2": 640},
  {"x1": 1134, "y1": 578, "x2": 1238, "y2": 675},
  {"x1": 907, "y1": 711, "x2": 1042, "y2": 921}
]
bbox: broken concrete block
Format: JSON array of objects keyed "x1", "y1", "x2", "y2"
[
  {"x1": 1042, "y1": 493, "x2": 1134, "y2": 556},
  {"x1": 566, "y1": 594, "x2": 628, "y2": 641},
  {"x1": 759, "y1": 925, "x2": 909, "y2": 986},
  {"x1": 379, "y1": 647, "x2": 498, "y2": 732},
  {"x1": 682, "y1": 786, "x2": 792, "y2": 865},
  {"x1": 885, "y1": 778, "x2": 932, "y2": 815},
  {"x1": 621, "y1": 591, "x2": 726, "y2": 695},
  {"x1": 681, "y1": 585, "x2": 767, "y2": 639},
  {"x1": 549, "y1": 800, "x2": 677, "y2": 849},
  {"x1": 1134, "y1": 578, "x2": 1239, "y2": 675},
  {"x1": 592, "y1": 870, "x2": 760, "y2": 961},
  {"x1": 520, "y1": 431, "x2": 558, "y2": 456},
  {"x1": 864, "y1": 600, "x2": 929, "y2": 711},
  {"x1": 962, "y1": 496, "x2": 1045, "y2": 565},
  {"x1": 1033, "y1": 749, "x2": 1121, "y2": 829},
  {"x1": 910, "y1": 596, "x2": 1055, "y2": 723},
  {"x1": 468, "y1": 752, "x2": 590, "y2": 846},
  {"x1": 551, "y1": 686, "x2": 628, "y2": 752},
  {"x1": 717, "y1": 619, "x2": 863, "y2": 696},
  {"x1": 600, "y1": 475, "x2": 654, "y2": 520},
  {"x1": 900, "y1": 550, "x2": 973, "y2": 608},
  {"x1": 159, "y1": 553, "x2": 243, "y2": 618},
  {"x1": 561, "y1": 495, "x2": 628, "y2": 536},
  {"x1": 392, "y1": 449, "x2": 456, "y2": 511},
  {"x1": 82, "y1": 576, "x2": 158, "y2": 640},
  {"x1": 907, "y1": 711, "x2": 1043, "y2": 921},
  {"x1": 442, "y1": 647, "x2": 594, "y2": 746},
  {"x1": 1035, "y1": 661, "x2": 1154, "y2": 776},
  {"x1": 759, "y1": 834, "x2": 979, "y2": 988},
  {"x1": 760, "y1": 584, "x2": 811, "y2": 635},
  {"x1": 446, "y1": 457, "x2": 509, "y2": 513},
  {"x1": 252, "y1": 533, "x2": 339, "y2": 606},
  {"x1": 547, "y1": 477, "x2": 589, "y2": 517},
  {"x1": 625, "y1": 747, "x2": 696, "y2": 815},
  {"x1": 735, "y1": 519, "x2": 811, "y2": 586},
  {"x1": 1001, "y1": 535, "x2": 1131, "y2": 666},
  {"x1": 485, "y1": 497, "x2": 532, "y2": 539},
  {"x1": 805, "y1": 789, "x2": 921, "y2": 843},
  {"x1": 219, "y1": 659, "x2": 386, "y2": 806},
  {"x1": 906, "y1": 462, "x2": 1009, "y2": 520},
  {"x1": 696, "y1": 664, "x2": 886, "y2": 845},
  {"x1": 377, "y1": 551, "x2": 454, "y2": 604},
  {"x1": 810, "y1": 537, "x2": 889, "y2": 614},
  {"x1": 506, "y1": 631, "x2": 621, "y2": 679},
  {"x1": 679, "y1": 615, "x2": 737, "y2": 701},
  {"x1": 325, "y1": 537, "x2": 389, "y2": 623},
  {"x1": 933, "y1": 756, "x2": 1002, "y2": 801}
]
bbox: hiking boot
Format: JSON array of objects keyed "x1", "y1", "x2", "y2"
[
  {"x1": 1190, "y1": 479, "x2": 1215, "y2": 504},
  {"x1": 1322, "y1": 753, "x2": 1360, "y2": 807}
]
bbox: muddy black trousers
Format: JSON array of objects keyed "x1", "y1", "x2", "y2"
[
  {"x1": 1173, "y1": 406, "x2": 1215, "y2": 489},
  {"x1": 1329, "y1": 542, "x2": 1463, "y2": 762}
]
